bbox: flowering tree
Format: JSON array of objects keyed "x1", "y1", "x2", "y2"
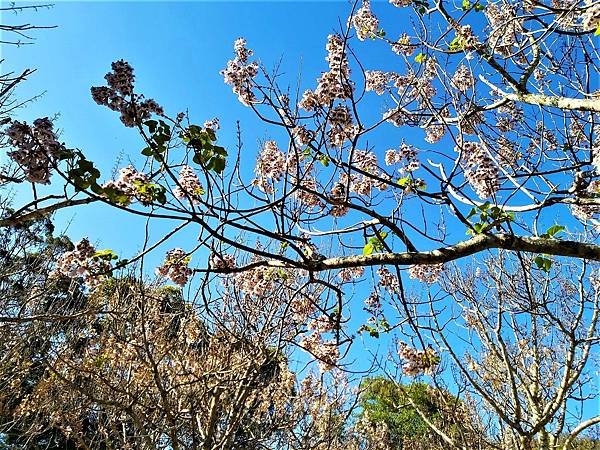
[
  {"x1": 1, "y1": 0, "x2": 600, "y2": 448},
  {"x1": 383, "y1": 253, "x2": 599, "y2": 450}
]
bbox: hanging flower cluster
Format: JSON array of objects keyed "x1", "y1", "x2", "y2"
[
  {"x1": 327, "y1": 105, "x2": 358, "y2": 147},
  {"x1": 571, "y1": 180, "x2": 600, "y2": 221},
  {"x1": 209, "y1": 252, "x2": 236, "y2": 271},
  {"x1": 583, "y1": 1, "x2": 600, "y2": 31},
  {"x1": 102, "y1": 165, "x2": 154, "y2": 205},
  {"x1": 350, "y1": 0, "x2": 379, "y2": 41},
  {"x1": 385, "y1": 143, "x2": 420, "y2": 173},
  {"x1": 408, "y1": 263, "x2": 444, "y2": 284},
  {"x1": 156, "y1": 249, "x2": 193, "y2": 286},
  {"x1": 347, "y1": 150, "x2": 381, "y2": 195},
  {"x1": 5, "y1": 118, "x2": 63, "y2": 183},
  {"x1": 221, "y1": 38, "x2": 259, "y2": 106},
  {"x1": 338, "y1": 266, "x2": 365, "y2": 282},
  {"x1": 254, "y1": 141, "x2": 286, "y2": 193},
  {"x1": 389, "y1": 0, "x2": 413, "y2": 7},
  {"x1": 300, "y1": 333, "x2": 340, "y2": 371},
  {"x1": 484, "y1": 3, "x2": 523, "y2": 56},
  {"x1": 173, "y1": 165, "x2": 204, "y2": 205},
  {"x1": 377, "y1": 267, "x2": 399, "y2": 292},
  {"x1": 299, "y1": 34, "x2": 353, "y2": 111},
  {"x1": 391, "y1": 34, "x2": 416, "y2": 56},
  {"x1": 364, "y1": 71, "x2": 390, "y2": 95},
  {"x1": 451, "y1": 64, "x2": 475, "y2": 92},
  {"x1": 457, "y1": 141, "x2": 500, "y2": 199},
  {"x1": 398, "y1": 342, "x2": 440, "y2": 376},
  {"x1": 54, "y1": 239, "x2": 112, "y2": 290},
  {"x1": 91, "y1": 60, "x2": 163, "y2": 127}
]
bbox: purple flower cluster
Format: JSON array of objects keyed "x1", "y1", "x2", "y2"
[
  {"x1": 156, "y1": 249, "x2": 193, "y2": 286},
  {"x1": 91, "y1": 60, "x2": 163, "y2": 127},
  {"x1": 5, "y1": 118, "x2": 62, "y2": 183},
  {"x1": 173, "y1": 165, "x2": 204, "y2": 205},
  {"x1": 54, "y1": 239, "x2": 111, "y2": 290},
  {"x1": 398, "y1": 342, "x2": 440, "y2": 376},
  {"x1": 221, "y1": 38, "x2": 259, "y2": 106}
]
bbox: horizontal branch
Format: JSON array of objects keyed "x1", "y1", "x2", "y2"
[
  {"x1": 503, "y1": 92, "x2": 600, "y2": 113},
  {"x1": 312, "y1": 233, "x2": 600, "y2": 270},
  {"x1": 0, "y1": 197, "x2": 96, "y2": 227}
]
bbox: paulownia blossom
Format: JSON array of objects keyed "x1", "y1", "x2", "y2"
[
  {"x1": 156, "y1": 248, "x2": 192, "y2": 286},
  {"x1": 398, "y1": 342, "x2": 440, "y2": 376},
  {"x1": 53, "y1": 238, "x2": 111, "y2": 289},
  {"x1": 5, "y1": 118, "x2": 63, "y2": 183}
]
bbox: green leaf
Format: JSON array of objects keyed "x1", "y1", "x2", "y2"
[
  {"x1": 473, "y1": 223, "x2": 486, "y2": 234},
  {"x1": 462, "y1": 0, "x2": 471, "y2": 10},
  {"x1": 211, "y1": 157, "x2": 226, "y2": 174},
  {"x1": 93, "y1": 249, "x2": 118, "y2": 261},
  {"x1": 541, "y1": 225, "x2": 565, "y2": 239},
  {"x1": 363, "y1": 243, "x2": 374, "y2": 255},
  {"x1": 141, "y1": 147, "x2": 154, "y2": 157},
  {"x1": 144, "y1": 120, "x2": 158, "y2": 133},
  {"x1": 414, "y1": 52, "x2": 427, "y2": 64},
  {"x1": 595, "y1": 26, "x2": 600, "y2": 36},
  {"x1": 534, "y1": 255, "x2": 552, "y2": 272},
  {"x1": 474, "y1": 2, "x2": 485, "y2": 11},
  {"x1": 397, "y1": 176, "x2": 411, "y2": 187}
]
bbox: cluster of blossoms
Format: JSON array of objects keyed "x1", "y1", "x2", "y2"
[
  {"x1": 484, "y1": 2, "x2": 523, "y2": 55},
  {"x1": 571, "y1": 180, "x2": 600, "y2": 221},
  {"x1": 347, "y1": 150, "x2": 382, "y2": 195},
  {"x1": 5, "y1": 118, "x2": 63, "y2": 183},
  {"x1": 377, "y1": 267, "x2": 400, "y2": 292},
  {"x1": 383, "y1": 108, "x2": 406, "y2": 128},
  {"x1": 408, "y1": 263, "x2": 444, "y2": 284},
  {"x1": 300, "y1": 332, "x2": 340, "y2": 371},
  {"x1": 54, "y1": 239, "x2": 111, "y2": 290},
  {"x1": 495, "y1": 101, "x2": 524, "y2": 132},
  {"x1": 292, "y1": 125, "x2": 315, "y2": 146},
  {"x1": 91, "y1": 60, "x2": 163, "y2": 127},
  {"x1": 496, "y1": 136, "x2": 520, "y2": 168},
  {"x1": 338, "y1": 266, "x2": 365, "y2": 282},
  {"x1": 582, "y1": 0, "x2": 600, "y2": 31},
  {"x1": 384, "y1": 143, "x2": 420, "y2": 172},
  {"x1": 451, "y1": 65, "x2": 475, "y2": 92},
  {"x1": 389, "y1": 0, "x2": 413, "y2": 7},
  {"x1": 307, "y1": 315, "x2": 336, "y2": 334},
  {"x1": 391, "y1": 34, "x2": 417, "y2": 56},
  {"x1": 299, "y1": 34, "x2": 353, "y2": 111},
  {"x1": 173, "y1": 165, "x2": 204, "y2": 205},
  {"x1": 327, "y1": 105, "x2": 359, "y2": 147},
  {"x1": 457, "y1": 141, "x2": 500, "y2": 198},
  {"x1": 221, "y1": 38, "x2": 259, "y2": 106},
  {"x1": 209, "y1": 252, "x2": 236, "y2": 271},
  {"x1": 156, "y1": 249, "x2": 192, "y2": 286},
  {"x1": 254, "y1": 141, "x2": 286, "y2": 193},
  {"x1": 424, "y1": 124, "x2": 446, "y2": 144},
  {"x1": 364, "y1": 293, "x2": 383, "y2": 316},
  {"x1": 398, "y1": 342, "x2": 440, "y2": 376},
  {"x1": 202, "y1": 117, "x2": 220, "y2": 132},
  {"x1": 295, "y1": 176, "x2": 324, "y2": 209},
  {"x1": 233, "y1": 266, "x2": 277, "y2": 298},
  {"x1": 364, "y1": 71, "x2": 390, "y2": 95},
  {"x1": 102, "y1": 165, "x2": 153, "y2": 205},
  {"x1": 351, "y1": 0, "x2": 379, "y2": 41},
  {"x1": 328, "y1": 182, "x2": 349, "y2": 217}
]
